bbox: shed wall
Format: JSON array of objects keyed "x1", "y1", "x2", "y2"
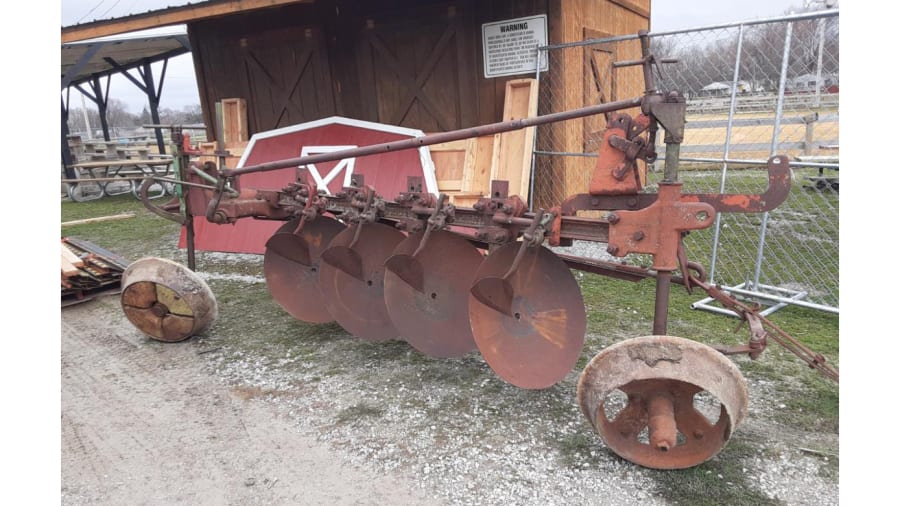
[{"x1": 188, "y1": 0, "x2": 648, "y2": 142}]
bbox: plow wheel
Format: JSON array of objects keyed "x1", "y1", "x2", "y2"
[
  {"x1": 577, "y1": 335, "x2": 749, "y2": 469},
  {"x1": 318, "y1": 222, "x2": 406, "y2": 341},
  {"x1": 468, "y1": 243, "x2": 586, "y2": 389},
  {"x1": 263, "y1": 216, "x2": 345, "y2": 323},
  {"x1": 120, "y1": 257, "x2": 217, "y2": 342},
  {"x1": 383, "y1": 230, "x2": 483, "y2": 358}
]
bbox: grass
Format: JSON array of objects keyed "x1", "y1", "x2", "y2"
[{"x1": 650, "y1": 437, "x2": 780, "y2": 506}]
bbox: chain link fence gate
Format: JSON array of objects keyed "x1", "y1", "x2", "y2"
[{"x1": 532, "y1": 9, "x2": 839, "y2": 315}]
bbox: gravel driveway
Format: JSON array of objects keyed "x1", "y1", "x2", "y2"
[{"x1": 60, "y1": 250, "x2": 838, "y2": 505}]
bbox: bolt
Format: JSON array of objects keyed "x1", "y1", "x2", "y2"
[
  {"x1": 693, "y1": 430, "x2": 705, "y2": 440},
  {"x1": 632, "y1": 231, "x2": 645, "y2": 241},
  {"x1": 607, "y1": 213, "x2": 620, "y2": 224},
  {"x1": 607, "y1": 245, "x2": 619, "y2": 255}
]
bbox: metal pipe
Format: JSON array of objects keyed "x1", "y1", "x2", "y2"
[
  {"x1": 814, "y1": 17, "x2": 826, "y2": 108},
  {"x1": 663, "y1": 142, "x2": 680, "y2": 183},
  {"x1": 223, "y1": 97, "x2": 643, "y2": 178},
  {"x1": 680, "y1": 157, "x2": 838, "y2": 169},
  {"x1": 652, "y1": 271, "x2": 672, "y2": 335},
  {"x1": 752, "y1": 22, "x2": 793, "y2": 290},
  {"x1": 692, "y1": 282, "x2": 837, "y2": 314},
  {"x1": 709, "y1": 24, "x2": 746, "y2": 284},
  {"x1": 528, "y1": 45, "x2": 544, "y2": 212}
]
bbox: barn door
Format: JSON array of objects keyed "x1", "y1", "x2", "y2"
[
  {"x1": 582, "y1": 29, "x2": 617, "y2": 152},
  {"x1": 355, "y1": 4, "x2": 476, "y2": 132},
  {"x1": 242, "y1": 26, "x2": 336, "y2": 131}
]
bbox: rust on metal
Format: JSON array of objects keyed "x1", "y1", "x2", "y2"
[
  {"x1": 120, "y1": 257, "x2": 217, "y2": 343},
  {"x1": 383, "y1": 230, "x2": 482, "y2": 358},
  {"x1": 317, "y1": 222, "x2": 406, "y2": 342},
  {"x1": 606, "y1": 182, "x2": 716, "y2": 271},
  {"x1": 263, "y1": 216, "x2": 345, "y2": 324},
  {"x1": 469, "y1": 243, "x2": 586, "y2": 389},
  {"x1": 578, "y1": 336, "x2": 749, "y2": 469},
  {"x1": 127, "y1": 29, "x2": 840, "y2": 473}
]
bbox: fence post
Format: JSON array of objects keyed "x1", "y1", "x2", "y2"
[{"x1": 802, "y1": 112, "x2": 818, "y2": 155}]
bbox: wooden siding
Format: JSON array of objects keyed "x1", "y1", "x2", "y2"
[{"x1": 187, "y1": 0, "x2": 649, "y2": 207}]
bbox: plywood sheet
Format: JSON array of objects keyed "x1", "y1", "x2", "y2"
[
  {"x1": 221, "y1": 98, "x2": 249, "y2": 148},
  {"x1": 430, "y1": 138, "x2": 468, "y2": 192},
  {"x1": 491, "y1": 79, "x2": 538, "y2": 203}
]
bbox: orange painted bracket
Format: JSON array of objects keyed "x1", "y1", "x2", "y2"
[{"x1": 607, "y1": 183, "x2": 716, "y2": 271}]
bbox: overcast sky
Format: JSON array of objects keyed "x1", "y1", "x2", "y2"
[{"x1": 61, "y1": 0, "x2": 835, "y2": 113}]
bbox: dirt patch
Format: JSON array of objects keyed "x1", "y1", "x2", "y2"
[{"x1": 61, "y1": 298, "x2": 437, "y2": 505}]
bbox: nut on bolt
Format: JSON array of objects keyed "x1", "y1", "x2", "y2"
[
  {"x1": 607, "y1": 212, "x2": 620, "y2": 224},
  {"x1": 607, "y1": 244, "x2": 619, "y2": 255}
]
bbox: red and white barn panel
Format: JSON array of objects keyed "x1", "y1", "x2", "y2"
[{"x1": 180, "y1": 117, "x2": 438, "y2": 254}]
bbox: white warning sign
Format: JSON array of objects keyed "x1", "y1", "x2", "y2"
[{"x1": 482, "y1": 15, "x2": 549, "y2": 79}]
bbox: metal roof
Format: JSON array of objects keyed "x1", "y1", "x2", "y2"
[{"x1": 61, "y1": 32, "x2": 191, "y2": 89}]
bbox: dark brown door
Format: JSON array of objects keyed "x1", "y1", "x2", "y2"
[
  {"x1": 354, "y1": 4, "x2": 477, "y2": 132},
  {"x1": 242, "y1": 25, "x2": 336, "y2": 131}
]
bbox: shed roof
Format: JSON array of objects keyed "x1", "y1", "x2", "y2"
[
  {"x1": 61, "y1": 0, "x2": 312, "y2": 43},
  {"x1": 61, "y1": 31, "x2": 191, "y2": 89}
]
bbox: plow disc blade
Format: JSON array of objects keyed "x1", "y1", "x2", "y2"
[
  {"x1": 318, "y1": 222, "x2": 406, "y2": 341},
  {"x1": 384, "y1": 231, "x2": 483, "y2": 358},
  {"x1": 383, "y1": 253, "x2": 425, "y2": 293},
  {"x1": 265, "y1": 232, "x2": 312, "y2": 266},
  {"x1": 469, "y1": 243, "x2": 586, "y2": 389},
  {"x1": 320, "y1": 245, "x2": 365, "y2": 282},
  {"x1": 469, "y1": 276, "x2": 515, "y2": 316},
  {"x1": 263, "y1": 217, "x2": 345, "y2": 323}
]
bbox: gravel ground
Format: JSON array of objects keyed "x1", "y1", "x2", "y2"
[{"x1": 62, "y1": 246, "x2": 839, "y2": 505}]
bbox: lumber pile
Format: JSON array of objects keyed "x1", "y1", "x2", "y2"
[
  {"x1": 61, "y1": 237, "x2": 131, "y2": 306},
  {"x1": 430, "y1": 78, "x2": 538, "y2": 207}
]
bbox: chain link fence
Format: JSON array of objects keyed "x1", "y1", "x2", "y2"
[{"x1": 533, "y1": 10, "x2": 839, "y2": 313}]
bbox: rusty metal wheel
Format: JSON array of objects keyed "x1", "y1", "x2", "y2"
[
  {"x1": 120, "y1": 257, "x2": 217, "y2": 342},
  {"x1": 469, "y1": 243, "x2": 586, "y2": 389},
  {"x1": 263, "y1": 216, "x2": 345, "y2": 323},
  {"x1": 577, "y1": 335, "x2": 748, "y2": 469}
]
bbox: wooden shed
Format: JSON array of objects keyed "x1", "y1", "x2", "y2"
[{"x1": 63, "y1": 0, "x2": 650, "y2": 203}]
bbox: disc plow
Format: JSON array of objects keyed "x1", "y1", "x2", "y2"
[{"x1": 132, "y1": 32, "x2": 837, "y2": 469}]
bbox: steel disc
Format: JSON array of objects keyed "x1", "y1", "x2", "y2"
[
  {"x1": 263, "y1": 216, "x2": 346, "y2": 323},
  {"x1": 384, "y1": 231, "x2": 484, "y2": 358},
  {"x1": 468, "y1": 243, "x2": 586, "y2": 389},
  {"x1": 318, "y1": 222, "x2": 406, "y2": 341},
  {"x1": 577, "y1": 335, "x2": 749, "y2": 469},
  {"x1": 120, "y1": 257, "x2": 217, "y2": 342}
]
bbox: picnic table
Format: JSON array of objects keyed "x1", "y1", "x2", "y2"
[
  {"x1": 63, "y1": 158, "x2": 175, "y2": 202},
  {"x1": 796, "y1": 145, "x2": 838, "y2": 192}
]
